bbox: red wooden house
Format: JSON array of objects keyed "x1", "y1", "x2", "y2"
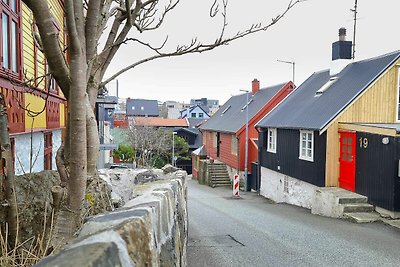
[{"x1": 198, "y1": 79, "x2": 294, "y2": 184}]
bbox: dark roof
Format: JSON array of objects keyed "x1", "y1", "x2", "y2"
[
  {"x1": 126, "y1": 99, "x2": 159, "y2": 117},
  {"x1": 200, "y1": 83, "x2": 288, "y2": 133},
  {"x1": 187, "y1": 118, "x2": 207, "y2": 128},
  {"x1": 256, "y1": 51, "x2": 400, "y2": 131}
]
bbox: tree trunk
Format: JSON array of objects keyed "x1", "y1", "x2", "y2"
[
  {"x1": 0, "y1": 93, "x2": 19, "y2": 246},
  {"x1": 86, "y1": 98, "x2": 99, "y2": 176}
]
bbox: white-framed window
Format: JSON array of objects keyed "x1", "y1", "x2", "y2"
[
  {"x1": 299, "y1": 130, "x2": 314, "y2": 162},
  {"x1": 231, "y1": 135, "x2": 238, "y2": 155},
  {"x1": 267, "y1": 128, "x2": 277, "y2": 153}
]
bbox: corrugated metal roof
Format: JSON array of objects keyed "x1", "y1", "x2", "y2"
[
  {"x1": 256, "y1": 51, "x2": 400, "y2": 131},
  {"x1": 126, "y1": 99, "x2": 159, "y2": 117},
  {"x1": 200, "y1": 83, "x2": 288, "y2": 133}
]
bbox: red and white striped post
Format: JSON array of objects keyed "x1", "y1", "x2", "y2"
[{"x1": 233, "y1": 173, "x2": 240, "y2": 197}]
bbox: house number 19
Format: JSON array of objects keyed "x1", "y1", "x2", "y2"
[{"x1": 359, "y1": 137, "x2": 368, "y2": 148}]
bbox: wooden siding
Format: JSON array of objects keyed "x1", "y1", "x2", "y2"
[
  {"x1": 260, "y1": 129, "x2": 327, "y2": 187},
  {"x1": 24, "y1": 93, "x2": 46, "y2": 129},
  {"x1": 22, "y1": 3, "x2": 35, "y2": 82},
  {"x1": 355, "y1": 132, "x2": 400, "y2": 211},
  {"x1": 219, "y1": 132, "x2": 238, "y2": 170},
  {"x1": 325, "y1": 62, "x2": 400, "y2": 186}
]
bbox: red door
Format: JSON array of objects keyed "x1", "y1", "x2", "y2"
[
  {"x1": 44, "y1": 132, "x2": 52, "y2": 170},
  {"x1": 339, "y1": 131, "x2": 356, "y2": 192}
]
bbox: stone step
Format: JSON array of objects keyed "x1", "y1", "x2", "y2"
[
  {"x1": 209, "y1": 170, "x2": 229, "y2": 175},
  {"x1": 338, "y1": 196, "x2": 368, "y2": 204},
  {"x1": 343, "y1": 212, "x2": 381, "y2": 223},
  {"x1": 343, "y1": 203, "x2": 374, "y2": 213},
  {"x1": 210, "y1": 174, "x2": 229, "y2": 179}
]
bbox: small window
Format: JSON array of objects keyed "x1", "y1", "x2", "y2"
[
  {"x1": 267, "y1": 128, "x2": 277, "y2": 153},
  {"x1": 299, "y1": 130, "x2": 314, "y2": 162},
  {"x1": 191, "y1": 113, "x2": 196, "y2": 118},
  {"x1": 231, "y1": 135, "x2": 238, "y2": 155},
  {"x1": 140, "y1": 106, "x2": 144, "y2": 110},
  {"x1": 199, "y1": 113, "x2": 204, "y2": 118}
]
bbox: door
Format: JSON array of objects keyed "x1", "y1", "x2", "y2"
[
  {"x1": 44, "y1": 132, "x2": 52, "y2": 170},
  {"x1": 339, "y1": 131, "x2": 356, "y2": 192},
  {"x1": 216, "y1": 133, "x2": 221, "y2": 158}
]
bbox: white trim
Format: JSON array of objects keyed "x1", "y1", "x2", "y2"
[
  {"x1": 267, "y1": 128, "x2": 277, "y2": 153},
  {"x1": 299, "y1": 130, "x2": 314, "y2": 162}
]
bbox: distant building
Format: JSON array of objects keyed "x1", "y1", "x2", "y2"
[
  {"x1": 160, "y1": 101, "x2": 190, "y2": 119},
  {"x1": 126, "y1": 99, "x2": 159, "y2": 117},
  {"x1": 190, "y1": 98, "x2": 220, "y2": 116},
  {"x1": 180, "y1": 105, "x2": 210, "y2": 119}
]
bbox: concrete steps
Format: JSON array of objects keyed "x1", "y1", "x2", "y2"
[
  {"x1": 343, "y1": 203, "x2": 374, "y2": 213},
  {"x1": 337, "y1": 191, "x2": 376, "y2": 223},
  {"x1": 208, "y1": 163, "x2": 231, "y2": 187},
  {"x1": 343, "y1": 212, "x2": 381, "y2": 223}
]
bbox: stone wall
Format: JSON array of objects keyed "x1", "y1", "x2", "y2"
[{"x1": 35, "y1": 170, "x2": 188, "y2": 267}]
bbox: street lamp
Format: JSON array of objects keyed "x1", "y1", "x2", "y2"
[
  {"x1": 277, "y1": 59, "x2": 296, "y2": 84},
  {"x1": 172, "y1": 131, "x2": 177, "y2": 166},
  {"x1": 240, "y1": 89, "x2": 249, "y2": 192}
]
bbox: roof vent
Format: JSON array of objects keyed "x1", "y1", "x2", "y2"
[
  {"x1": 315, "y1": 77, "x2": 338, "y2": 96},
  {"x1": 221, "y1": 105, "x2": 231, "y2": 115},
  {"x1": 241, "y1": 99, "x2": 254, "y2": 111}
]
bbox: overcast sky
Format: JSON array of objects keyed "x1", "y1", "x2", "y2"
[{"x1": 104, "y1": 0, "x2": 400, "y2": 104}]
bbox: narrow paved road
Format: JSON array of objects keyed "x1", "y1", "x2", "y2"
[{"x1": 187, "y1": 179, "x2": 400, "y2": 267}]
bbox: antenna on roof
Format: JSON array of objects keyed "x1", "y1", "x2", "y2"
[{"x1": 350, "y1": 0, "x2": 358, "y2": 60}]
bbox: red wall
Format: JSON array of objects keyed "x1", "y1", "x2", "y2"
[{"x1": 203, "y1": 82, "x2": 294, "y2": 173}]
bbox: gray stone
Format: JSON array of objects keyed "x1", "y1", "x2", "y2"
[
  {"x1": 162, "y1": 164, "x2": 179, "y2": 174},
  {"x1": 135, "y1": 170, "x2": 159, "y2": 184},
  {"x1": 35, "y1": 243, "x2": 126, "y2": 267}
]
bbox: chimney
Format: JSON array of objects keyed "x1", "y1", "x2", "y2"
[
  {"x1": 330, "y1": 28, "x2": 352, "y2": 76},
  {"x1": 252, "y1": 79, "x2": 260, "y2": 95}
]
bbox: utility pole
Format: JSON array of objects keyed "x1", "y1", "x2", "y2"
[
  {"x1": 240, "y1": 89, "x2": 249, "y2": 192},
  {"x1": 277, "y1": 59, "x2": 295, "y2": 84},
  {"x1": 351, "y1": 0, "x2": 358, "y2": 60}
]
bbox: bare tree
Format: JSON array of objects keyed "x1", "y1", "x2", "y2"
[{"x1": 22, "y1": 0, "x2": 304, "y2": 243}]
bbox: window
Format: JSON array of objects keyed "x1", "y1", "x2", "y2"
[
  {"x1": 267, "y1": 128, "x2": 277, "y2": 153},
  {"x1": 1, "y1": 0, "x2": 20, "y2": 75},
  {"x1": 191, "y1": 113, "x2": 196, "y2": 118},
  {"x1": 299, "y1": 130, "x2": 314, "y2": 161},
  {"x1": 213, "y1": 132, "x2": 217, "y2": 148},
  {"x1": 231, "y1": 135, "x2": 238, "y2": 155},
  {"x1": 199, "y1": 113, "x2": 203, "y2": 118}
]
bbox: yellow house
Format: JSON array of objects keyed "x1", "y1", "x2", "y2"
[{"x1": 0, "y1": 0, "x2": 66, "y2": 174}]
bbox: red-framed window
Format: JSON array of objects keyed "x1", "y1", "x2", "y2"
[{"x1": 1, "y1": 0, "x2": 21, "y2": 79}]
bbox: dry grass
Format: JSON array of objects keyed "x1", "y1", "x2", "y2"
[{"x1": 0, "y1": 204, "x2": 55, "y2": 267}]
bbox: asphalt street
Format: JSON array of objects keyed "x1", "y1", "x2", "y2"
[{"x1": 187, "y1": 179, "x2": 400, "y2": 267}]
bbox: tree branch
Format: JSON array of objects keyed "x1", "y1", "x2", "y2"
[{"x1": 102, "y1": 0, "x2": 304, "y2": 86}]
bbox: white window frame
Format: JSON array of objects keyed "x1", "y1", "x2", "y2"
[
  {"x1": 299, "y1": 130, "x2": 314, "y2": 162},
  {"x1": 266, "y1": 128, "x2": 277, "y2": 153}
]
